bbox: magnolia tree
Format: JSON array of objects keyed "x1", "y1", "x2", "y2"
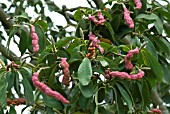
[{"x1": 0, "y1": 0, "x2": 170, "y2": 114}]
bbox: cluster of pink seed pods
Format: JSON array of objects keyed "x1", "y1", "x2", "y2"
[
  {"x1": 124, "y1": 48, "x2": 139, "y2": 70},
  {"x1": 89, "y1": 33, "x2": 104, "y2": 54},
  {"x1": 105, "y1": 68, "x2": 144, "y2": 80},
  {"x1": 60, "y1": 58, "x2": 70, "y2": 86},
  {"x1": 88, "y1": 11, "x2": 106, "y2": 25},
  {"x1": 32, "y1": 72, "x2": 69, "y2": 104},
  {"x1": 30, "y1": 26, "x2": 39, "y2": 52}
]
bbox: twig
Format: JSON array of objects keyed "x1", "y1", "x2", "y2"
[
  {"x1": 87, "y1": 0, "x2": 95, "y2": 8},
  {"x1": 61, "y1": 5, "x2": 76, "y2": 26}
]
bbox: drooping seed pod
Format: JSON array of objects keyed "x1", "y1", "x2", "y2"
[
  {"x1": 32, "y1": 72, "x2": 69, "y2": 104},
  {"x1": 123, "y1": 8, "x2": 134, "y2": 28},
  {"x1": 30, "y1": 25, "x2": 39, "y2": 52},
  {"x1": 61, "y1": 58, "x2": 70, "y2": 86}
]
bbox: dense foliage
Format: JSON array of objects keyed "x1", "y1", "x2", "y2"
[{"x1": 0, "y1": 0, "x2": 170, "y2": 114}]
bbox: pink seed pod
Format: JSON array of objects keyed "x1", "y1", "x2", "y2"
[
  {"x1": 134, "y1": 0, "x2": 142, "y2": 9},
  {"x1": 128, "y1": 48, "x2": 139, "y2": 54},
  {"x1": 98, "y1": 11, "x2": 104, "y2": 20},
  {"x1": 97, "y1": 11, "x2": 106, "y2": 25},
  {"x1": 61, "y1": 58, "x2": 70, "y2": 86},
  {"x1": 89, "y1": 34, "x2": 96, "y2": 41},
  {"x1": 88, "y1": 16, "x2": 98, "y2": 24},
  {"x1": 88, "y1": 11, "x2": 105, "y2": 25},
  {"x1": 105, "y1": 69, "x2": 144, "y2": 80},
  {"x1": 150, "y1": 108, "x2": 162, "y2": 114},
  {"x1": 136, "y1": 69, "x2": 144, "y2": 78},
  {"x1": 31, "y1": 26, "x2": 36, "y2": 33},
  {"x1": 124, "y1": 48, "x2": 139, "y2": 70},
  {"x1": 88, "y1": 34, "x2": 105, "y2": 55},
  {"x1": 125, "y1": 61, "x2": 133, "y2": 70},
  {"x1": 32, "y1": 40, "x2": 38, "y2": 46},
  {"x1": 110, "y1": 71, "x2": 129, "y2": 79},
  {"x1": 61, "y1": 58, "x2": 69, "y2": 68},
  {"x1": 124, "y1": 8, "x2": 134, "y2": 29},
  {"x1": 31, "y1": 33, "x2": 38, "y2": 40},
  {"x1": 97, "y1": 45, "x2": 104, "y2": 54},
  {"x1": 32, "y1": 72, "x2": 69, "y2": 104},
  {"x1": 30, "y1": 25, "x2": 39, "y2": 52},
  {"x1": 33, "y1": 45, "x2": 39, "y2": 52}
]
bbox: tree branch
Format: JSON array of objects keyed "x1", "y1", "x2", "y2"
[
  {"x1": 0, "y1": 8, "x2": 14, "y2": 29},
  {"x1": 0, "y1": 8, "x2": 20, "y2": 61},
  {"x1": 151, "y1": 90, "x2": 170, "y2": 114},
  {"x1": 86, "y1": 0, "x2": 95, "y2": 8},
  {"x1": 92, "y1": 0, "x2": 104, "y2": 9},
  {"x1": 0, "y1": 44, "x2": 19, "y2": 61}
]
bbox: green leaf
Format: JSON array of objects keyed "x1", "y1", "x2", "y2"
[
  {"x1": 35, "y1": 24, "x2": 46, "y2": 53},
  {"x1": 116, "y1": 83, "x2": 132, "y2": 113},
  {"x1": 98, "y1": 87, "x2": 105, "y2": 103},
  {"x1": 104, "y1": 21, "x2": 115, "y2": 42},
  {"x1": 162, "y1": 65, "x2": 170, "y2": 84},
  {"x1": 70, "y1": 45, "x2": 81, "y2": 61},
  {"x1": 37, "y1": 48, "x2": 51, "y2": 64},
  {"x1": 74, "y1": 9, "x2": 83, "y2": 21},
  {"x1": 79, "y1": 81, "x2": 94, "y2": 98},
  {"x1": 42, "y1": 93, "x2": 64, "y2": 110},
  {"x1": 144, "y1": 36, "x2": 158, "y2": 59},
  {"x1": 154, "y1": 18, "x2": 163, "y2": 34},
  {"x1": 36, "y1": 20, "x2": 48, "y2": 32},
  {"x1": 114, "y1": 89, "x2": 126, "y2": 114},
  {"x1": 6, "y1": 27, "x2": 19, "y2": 53},
  {"x1": 153, "y1": 38, "x2": 170, "y2": 54},
  {"x1": 141, "y1": 49, "x2": 164, "y2": 82},
  {"x1": 8, "y1": 105, "x2": 16, "y2": 114},
  {"x1": 111, "y1": 13, "x2": 122, "y2": 31},
  {"x1": 6, "y1": 72, "x2": 15, "y2": 91},
  {"x1": 78, "y1": 58, "x2": 92, "y2": 86},
  {"x1": 78, "y1": 94, "x2": 90, "y2": 111},
  {"x1": 22, "y1": 73, "x2": 34, "y2": 104},
  {"x1": 15, "y1": 12, "x2": 30, "y2": 22},
  {"x1": 55, "y1": 37, "x2": 75, "y2": 48},
  {"x1": 135, "y1": 14, "x2": 158, "y2": 20},
  {"x1": 0, "y1": 74, "x2": 7, "y2": 108},
  {"x1": 135, "y1": 14, "x2": 163, "y2": 34},
  {"x1": 142, "y1": 80, "x2": 150, "y2": 106},
  {"x1": 18, "y1": 29, "x2": 28, "y2": 55},
  {"x1": 13, "y1": 71, "x2": 21, "y2": 97},
  {"x1": 101, "y1": 10, "x2": 112, "y2": 20}
]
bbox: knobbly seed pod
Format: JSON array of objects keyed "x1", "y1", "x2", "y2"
[
  {"x1": 124, "y1": 48, "x2": 139, "y2": 70},
  {"x1": 134, "y1": 0, "x2": 142, "y2": 9},
  {"x1": 32, "y1": 72, "x2": 69, "y2": 104},
  {"x1": 61, "y1": 58, "x2": 70, "y2": 86},
  {"x1": 123, "y1": 7, "x2": 134, "y2": 28},
  {"x1": 30, "y1": 25, "x2": 39, "y2": 52},
  {"x1": 105, "y1": 69, "x2": 144, "y2": 80}
]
